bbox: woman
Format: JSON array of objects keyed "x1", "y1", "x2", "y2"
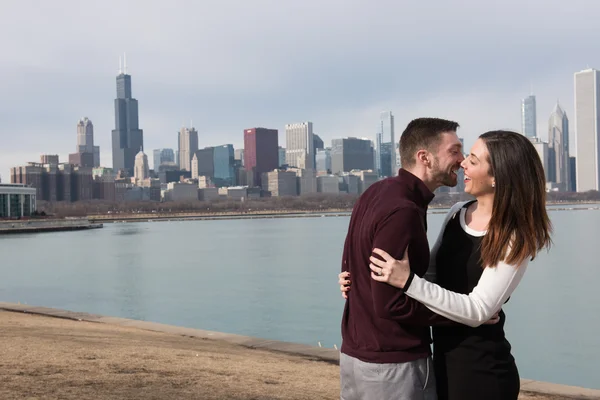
[{"x1": 339, "y1": 130, "x2": 552, "y2": 400}]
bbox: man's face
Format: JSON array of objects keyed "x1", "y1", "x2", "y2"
[{"x1": 430, "y1": 132, "x2": 464, "y2": 187}]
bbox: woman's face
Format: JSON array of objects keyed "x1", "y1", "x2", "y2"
[{"x1": 461, "y1": 138, "x2": 495, "y2": 196}]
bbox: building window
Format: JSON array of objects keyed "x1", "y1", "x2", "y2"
[
  {"x1": 9, "y1": 194, "x2": 21, "y2": 217},
  {"x1": 0, "y1": 194, "x2": 7, "y2": 218},
  {"x1": 23, "y1": 195, "x2": 31, "y2": 217}
]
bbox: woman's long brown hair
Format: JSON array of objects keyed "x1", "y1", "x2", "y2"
[{"x1": 480, "y1": 131, "x2": 552, "y2": 267}]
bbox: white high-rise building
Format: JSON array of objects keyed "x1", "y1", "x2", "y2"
[
  {"x1": 522, "y1": 95, "x2": 537, "y2": 138},
  {"x1": 548, "y1": 102, "x2": 571, "y2": 191},
  {"x1": 178, "y1": 127, "x2": 199, "y2": 172},
  {"x1": 285, "y1": 122, "x2": 314, "y2": 170},
  {"x1": 191, "y1": 153, "x2": 199, "y2": 180},
  {"x1": 575, "y1": 68, "x2": 600, "y2": 192},
  {"x1": 134, "y1": 150, "x2": 150, "y2": 182},
  {"x1": 530, "y1": 138, "x2": 550, "y2": 183},
  {"x1": 377, "y1": 111, "x2": 396, "y2": 177}
]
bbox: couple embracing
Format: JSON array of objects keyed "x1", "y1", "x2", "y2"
[{"x1": 337, "y1": 118, "x2": 551, "y2": 400}]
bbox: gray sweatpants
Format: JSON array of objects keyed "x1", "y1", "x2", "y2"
[{"x1": 340, "y1": 353, "x2": 437, "y2": 400}]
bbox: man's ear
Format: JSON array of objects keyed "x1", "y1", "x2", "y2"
[{"x1": 416, "y1": 149, "x2": 430, "y2": 166}]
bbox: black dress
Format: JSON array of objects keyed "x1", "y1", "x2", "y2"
[{"x1": 431, "y1": 201, "x2": 520, "y2": 400}]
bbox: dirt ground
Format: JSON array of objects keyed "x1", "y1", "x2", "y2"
[{"x1": 0, "y1": 310, "x2": 565, "y2": 399}]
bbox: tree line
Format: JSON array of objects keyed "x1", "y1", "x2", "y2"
[{"x1": 36, "y1": 190, "x2": 600, "y2": 218}]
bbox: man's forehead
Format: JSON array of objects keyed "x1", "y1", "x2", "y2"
[{"x1": 439, "y1": 131, "x2": 462, "y2": 147}]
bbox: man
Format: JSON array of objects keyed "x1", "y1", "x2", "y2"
[{"x1": 340, "y1": 118, "x2": 464, "y2": 400}]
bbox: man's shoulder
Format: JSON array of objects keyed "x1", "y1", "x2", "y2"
[
  {"x1": 357, "y1": 178, "x2": 419, "y2": 216},
  {"x1": 362, "y1": 177, "x2": 405, "y2": 198}
]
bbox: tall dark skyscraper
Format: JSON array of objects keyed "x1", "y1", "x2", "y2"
[
  {"x1": 331, "y1": 137, "x2": 374, "y2": 175},
  {"x1": 111, "y1": 56, "x2": 143, "y2": 176},
  {"x1": 244, "y1": 128, "x2": 278, "y2": 187}
]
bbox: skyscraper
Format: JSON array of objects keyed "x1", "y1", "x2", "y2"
[
  {"x1": 264, "y1": 170, "x2": 297, "y2": 197},
  {"x1": 316, "y1": 148, "x2": 331, "y2": 174},
  {"x1": 111, "y1": 57, "x2": 144, "y2": 176},
  {"x1": 570, "y1": 157, "x2": 577, "y2": 192},
  {"x1": 313, "y1": 134, "x2": 324, "y2": 152},
  {"x1": 153, "y1": 148, "x2": 175, "y2": 172},
  {"x1": 521, "y1": 95, "x2": 537, "y2": 138},
  {"x1": 40, "y1": 155, "x2": 59, "y2": 165},
  {"x1": 134, "y1": 150, "x2": 149, "y2": 182},
  {"x1": 313, "y1": 134, "x2": 324, "y2": 168},
  {"x1": 234, "y1": 149, "x2": 245, "y2": 167},
  {"x1": 331, "y1": 138, "x2": 375, "y2": 175},
  {"x1": 244, "y1": 128, "x2": 278, "y2": 187},
  {"x1": 278, "y1": 146, "x2": 286, "y2": 167},
  {"x1": 379, "y1": 142, "x2": 393, "y2": 177},
  {"x1": 285, "y1": 122, "x2": 315, "y2": 170},
  {"x1": 191, "y1": 153, "x2": 199, "y2": 180},
  {"x1": 530, "y1": 137, "x2": 550, "y2": 182},
  {"x1": 377, "y1": 111, "x2": 396, "y2": 177},
  {"x1": 195, "y1": 147, "x2": 215, "y2": 179},
  {"x1": 213, "y1": 144, "x2": 235, "y2": 187},
  {"x1": 548, "y1": 102, "x2": 570, "y2": 191},
  {"x1": 575, "y1": 68, "x2": 600, "y2": 192},
  {"x1": 178, "y1": 127, "x2": 199, "y2": 172},
  {"x1": 77, "y1": 117, "x2": 100, "y2": 167}
]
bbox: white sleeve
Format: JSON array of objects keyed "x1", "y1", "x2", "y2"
[{"x1": 405, "y1": 258, "x2": 528, "y2": 328}]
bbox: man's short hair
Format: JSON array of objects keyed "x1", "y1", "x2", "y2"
[{"x1": 399, "y1": 118, "x2": 460, "y2": 168}]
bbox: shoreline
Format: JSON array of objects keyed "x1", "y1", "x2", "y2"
[
  {"x1": 0, "y1": 218, "x2": 103, "y2": 234},
  {"x1": 90, "y1": 209, "x2": 352, "y2": 223},
  {"x1": 86, "y1": 201, "x2": 600, "y2": 223},
  {"x1": 1, "y1": 302, "x2": 599, "y2": 399}
]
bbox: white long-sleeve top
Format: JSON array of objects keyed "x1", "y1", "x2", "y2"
[{"x1": 405, "y1": 201, "x2": 529, "y2": 328}]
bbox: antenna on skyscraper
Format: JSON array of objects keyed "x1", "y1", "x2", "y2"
[
  {"x1": 190, "y1": 119, "x2": 193, "y2": 128},
  {"x1": 119, "y1": 56, "x2": 122, "y2": 74},
  {"x1": 124, "y1": 52, "x2": 127, "y2": 74}
]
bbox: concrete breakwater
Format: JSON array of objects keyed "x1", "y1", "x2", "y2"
[
  {"x1": 0, "y1": 302, "x2": 598, "y2": 399},
  {"x1": 0, "y1": 218, "x2": 103, "y2": 234}
]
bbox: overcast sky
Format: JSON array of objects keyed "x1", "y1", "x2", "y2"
[{"x1": 1, "y1": 0, "x2": 599, "y2": 179}]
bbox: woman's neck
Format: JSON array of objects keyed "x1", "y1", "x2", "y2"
[
  {"x1": 473, "y1": 193, "x2": 494, "y2": 217},
  {"x1": 466, "y1": 193, "x2": 494, "y2": 230}
]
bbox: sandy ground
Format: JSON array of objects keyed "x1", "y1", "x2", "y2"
[{"x1": 0, "y1": 310, "x2": 564, "y2": 399}]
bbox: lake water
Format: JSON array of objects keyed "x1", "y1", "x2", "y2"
[{"x1": 1, "y1": 206, "x2": 599, "y2": 389}]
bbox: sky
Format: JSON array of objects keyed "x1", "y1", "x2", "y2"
[{"x1": 1, "y1": 0, "x2": 599, "y2": 180}]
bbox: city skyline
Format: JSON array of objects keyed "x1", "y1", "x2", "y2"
[{"x1": 2, "y1": 1, "x2": 600, "y2": 180}]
